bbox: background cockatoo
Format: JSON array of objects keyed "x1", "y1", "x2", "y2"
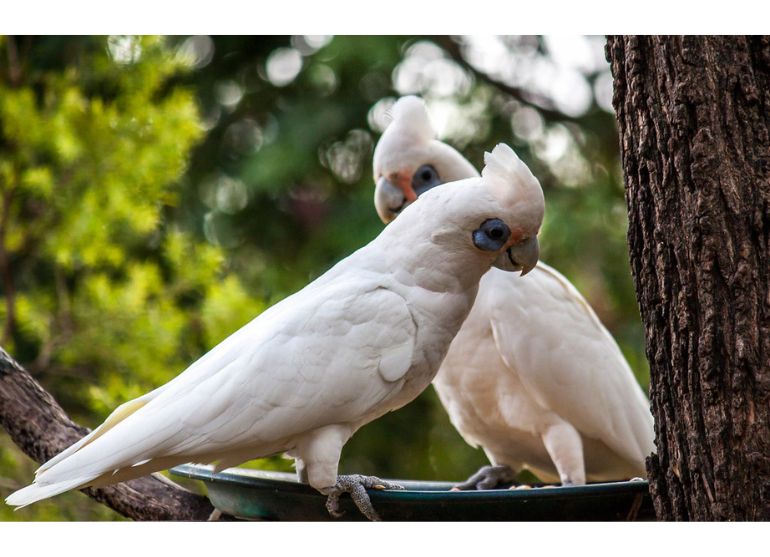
[
  {"x1": 6, "y1": 143, "x2": 543, "y2": 520},
  {"x1": 372, "y1": 96, "x2": 654, "y2": 488}
]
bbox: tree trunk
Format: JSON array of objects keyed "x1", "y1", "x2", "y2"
[
  {"x1": 0, "y1": 347, "x2": 217, "y2": 520},
  {"x1": 606, "y1": 36, "x2": 770, "y2": 520}
]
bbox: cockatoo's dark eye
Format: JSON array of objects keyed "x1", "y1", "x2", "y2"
[
  {"x1": 472, "y1": 218, "x2": 511, "y2": 251},
  {"x1": 411, "y1": 164, "x2": 442, "y2": 196}
]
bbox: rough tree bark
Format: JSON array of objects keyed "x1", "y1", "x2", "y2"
[
  {"x1": 607, "y1": 36, "x2": 770, "y2": 520},
  {"x1": 0, "y1": 347, "x2": 216, "y2": 520}
]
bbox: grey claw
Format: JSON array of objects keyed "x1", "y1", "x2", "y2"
[
  {"x1": 325, "y1": 491, "x2": 345, "y2": 519},
  {"x1": 453, "y1": 464, "x2": 517, "y2": 490},
  {"x1": 325, "y1": 474, "x2": 403, "y2": 521}
]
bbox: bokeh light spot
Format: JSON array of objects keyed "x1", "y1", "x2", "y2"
[
  {"x1": 266, "y1": 48, "x2": 303, "y2": 87},
  {"x1": 107, "y1": 36, "x2": 142, "y2": 64},
  {"x1": 177, "y1": 35, "x2": 215, "y2": 69},
  {"x1": 215, "y1": 81, "x2": 244, "y2": 109}
]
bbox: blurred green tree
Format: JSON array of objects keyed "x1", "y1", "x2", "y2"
[
  {"x1": 0, "y1": 36, "x2": 263, "y2": 520},
  {"x1": 0, "y1": 35, "x2": 646, "y2": 520}
]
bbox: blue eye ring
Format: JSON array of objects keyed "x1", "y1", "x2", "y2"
[
  {"x1": 472, "y1": 218, "x2": 511, "y2": 252},
  {"x1": 412, "y1": 164, "x2": 442, "y2": 196}
]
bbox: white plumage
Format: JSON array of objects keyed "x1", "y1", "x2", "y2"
[
  {"x1": 7, "y1": 141, "x2": 544, "y2": 518},
  {"x1": 372, "y1": 96, "x2": 654, "y2": 486}
]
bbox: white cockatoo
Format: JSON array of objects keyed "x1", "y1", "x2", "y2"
[
  {"x1": 372, "y1": 96, "x2": 654, "y2": 488},
  {"x1": 6, "y1": 142, "x2": 543, "y2": 520}
]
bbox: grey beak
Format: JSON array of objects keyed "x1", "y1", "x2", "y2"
[
  {"x1": 508, "y1": 236, "x2": 539, "y2": 276},
  {"x1": 374, "y1": 176, "x2": 407, "y2": 224}
]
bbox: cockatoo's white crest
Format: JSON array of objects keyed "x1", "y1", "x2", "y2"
[
  {"x1": 482, "y1": 143, "x2": 537, "y2": 190},
  {"x1": 373, "y1": 95, "x2": 478, "y2": 223},
  {"x1": 480, "y1": 143, "x2": 544, "y2": 235},
  {"x1": 373, "y1": 96, "x2": 437, "y2": 185},
  {"x1": 387, "y1": 95, "x2": 436, "y2": 142}
]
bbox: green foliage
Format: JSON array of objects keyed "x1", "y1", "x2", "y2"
[
  {"x1": 0, "y1": 35, "x2": 648, "y2": 520},
  {"x1": 0, "y1": 36, "x2": 278, "y2": 519}
]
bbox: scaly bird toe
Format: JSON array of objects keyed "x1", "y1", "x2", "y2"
[{"x1": 325, "y1": 474, "x2": 403, "y2": 521}]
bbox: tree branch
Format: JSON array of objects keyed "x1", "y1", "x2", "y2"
[
  {"x1": 5, "y1": 36, "x2": 22, "y2": 87},
  {"x1": 434, "y1": 36, "x2": 584, "y2": 124},
  {"x1": 0, "y1": 346, "x2": 217, "y2": 520},
  {"x1": 0, "y1": 178, "x2": 17, "y2": 344}
]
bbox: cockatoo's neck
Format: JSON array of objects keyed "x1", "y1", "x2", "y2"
[{"x1": 384, "y1": 241, "x2": 491, "y2": 294}]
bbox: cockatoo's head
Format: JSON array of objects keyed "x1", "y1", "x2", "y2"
[
  {"x1": 373, "y1": 96, "x2": 479, "y2": 223},
  {"x1": 383, "y1": 142, "x2": 544, "y2": 276},
  {"x1": 374, "y1": 96, "x2": 543, "y2": 275}
]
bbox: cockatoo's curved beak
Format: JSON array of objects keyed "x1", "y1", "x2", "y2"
[
  {"x1": 375, "y1": 175, "x2": 416, "y2": 224},
  {"x1": 494, "y1": 236, "x2": 539, "y2": 276}
]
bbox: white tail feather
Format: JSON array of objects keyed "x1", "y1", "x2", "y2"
[
  {"x1": 37, "y1": 392, "x2": 156, "y2": 476},
  {"x1": 5, "y1": 476, "x2": 95, "y2": 508}
]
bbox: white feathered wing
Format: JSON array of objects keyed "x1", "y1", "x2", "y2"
[{"x1": 486, "y1": 264, "x2": 653, "y2": 471}]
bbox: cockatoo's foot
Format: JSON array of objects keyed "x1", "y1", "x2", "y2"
[
  {"x1": 324, "y1": 474, "x2": 404, "y2": 521},
  {"x1": 452, "y1": 464, "x2": 517, "y2": 490}
]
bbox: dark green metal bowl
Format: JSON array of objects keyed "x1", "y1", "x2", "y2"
[{"x1": 170, "y1": 464, "x2": 654, "y2": 521}]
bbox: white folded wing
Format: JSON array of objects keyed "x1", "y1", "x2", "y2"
[{"x1": 484, "y1": 263, "x2": 654, "y2": 466}]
